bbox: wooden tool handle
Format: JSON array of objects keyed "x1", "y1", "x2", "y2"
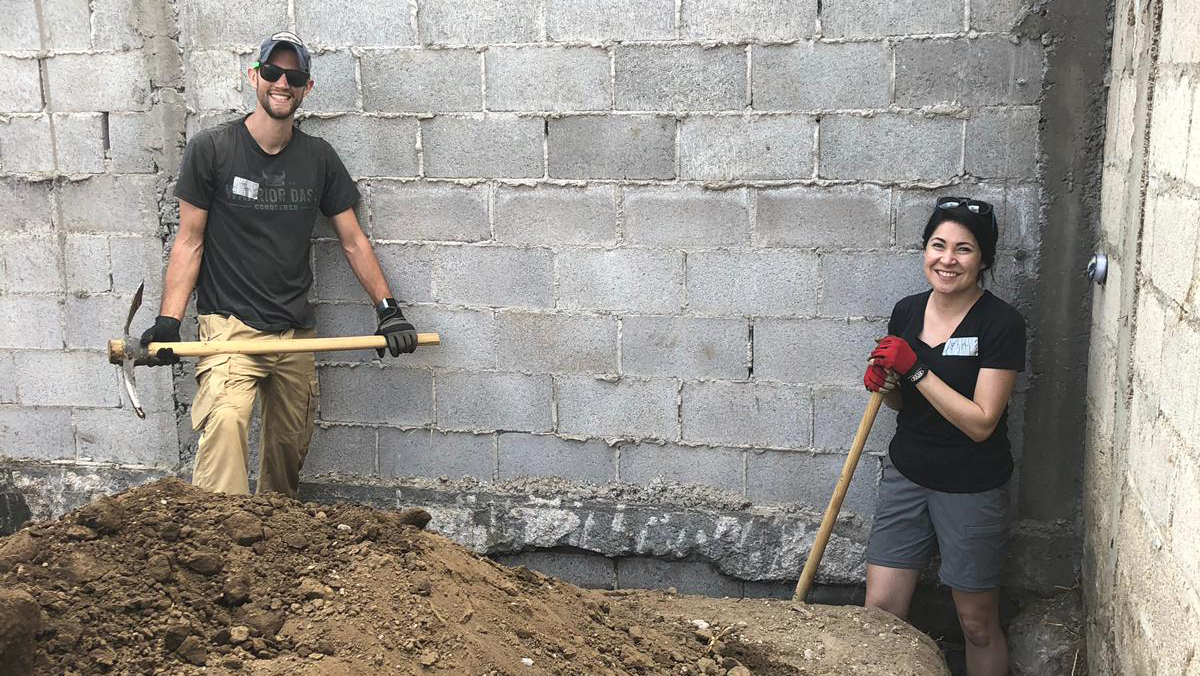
[
  {"x1": 145, "y1": 333, "x2": 440, "y2": 357},
  {"x1": 793, "y1": 390, "x2": 885, "y2": 603}
]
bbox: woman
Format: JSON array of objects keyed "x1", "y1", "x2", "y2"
[{"x1": 862, "y1": 196, "x2": 1025, "y2": 676}]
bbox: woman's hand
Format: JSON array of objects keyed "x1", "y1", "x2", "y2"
[
  {"x1": 870, "y1": 336, "x2": 920, "y2": 377},
  {"x1": 863, "y1": 363, "x2": 898, "y2": 393}
]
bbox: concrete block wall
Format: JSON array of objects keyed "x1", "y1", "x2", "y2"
[
  {"x1": 1083, "y1": 0, "x2": 1200, "y2": 672},
  {"x1": 1, "y1": 0, "x2": 1052, "y2": 589}
]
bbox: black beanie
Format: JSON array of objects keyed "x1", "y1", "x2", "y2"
[{"x1": 921, "y1": 198, "x2": 999, "y2": 271}]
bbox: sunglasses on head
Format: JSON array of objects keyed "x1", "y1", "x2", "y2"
[
  {"x1": 936, "y1": 196, "x2": 994, "y2": 215},
  {"x1": 255, "y1": 62, "x2": 310, "y2": 87}
]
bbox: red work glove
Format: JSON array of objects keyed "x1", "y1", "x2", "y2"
[
  {"x1": 869, "y1": 336, "x2": 919, "y2": 377},
  {"x1": 863, "y1": 363, "x2": 889, "y2": 391}
]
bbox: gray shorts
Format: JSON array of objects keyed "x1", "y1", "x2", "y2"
[{"x1": 865, "y1": 458, "x2": 1009, "y2": 592}]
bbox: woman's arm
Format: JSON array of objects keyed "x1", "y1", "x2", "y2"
[{"x1": 914, "y1": 368, "x2": 1017, "y2": 442}]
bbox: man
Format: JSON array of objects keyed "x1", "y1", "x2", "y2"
[{"x1": 140, "y1": 31, "x2": 418, "y2": 498}]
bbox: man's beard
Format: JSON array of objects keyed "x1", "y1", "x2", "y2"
[{"x1": 258, "y1": 88, "x2": 301, "y2": 120}]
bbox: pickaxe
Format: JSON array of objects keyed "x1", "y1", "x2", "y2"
[{"x1": 108, "y1": 282, "x2": 441, "y2": 418}]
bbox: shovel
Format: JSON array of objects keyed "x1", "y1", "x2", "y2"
[
  {"x1": 793, "y1": 390, "x2": 885, "y2": 602},
  {"x1": 108, "y1": 282, "x2": 439, "y2": 418}
]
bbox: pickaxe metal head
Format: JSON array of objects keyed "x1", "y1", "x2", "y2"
[{"x1": 110, "y1": 282, "x2": 147, "y2": 419}]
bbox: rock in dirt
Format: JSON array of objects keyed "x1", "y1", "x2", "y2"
[
  {"x1": 176, "y1": 634, "x2": 208, "y2": 666},
  {"x1": 223, "y1": 511, "x2": 265, "y2": 545},
  {"x1": 73, "y1": 499, "x2": 124, "y2": 534},
  {"x1": 0, "y1": 530, "x2": 37, "y2": 571},
  {"x1": 0, "y1": 588, "x2": 41, "y2": 676},
  {"x1": 397, "y1": 505, "x2": 432, "y2": 529},
  {"x1": 182, "y1": 550, "x2": 223, "y2": 575}
]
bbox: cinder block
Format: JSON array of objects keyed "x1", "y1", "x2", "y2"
[
  {"x1": 895, "y1": 37, "x2": 1042, "y2": 107},
  {"x1": 361, "y1": 49, "x2": 480, "y2": 113},
  {"x1": 498, "y1": 432, "x2": 617, "y2": 482},
  {"x1": 370, "y1": 181, "x2": 490, "y2": 242},
  {"x1": 436, "y1": 371, "x2": 553, "y2": 432},
  {"x1": 0, "y1": 178, "x2": 53, "y2": 232},
  {"x1": 680, "y1": 0, "x2": 816, "y2": 40},
  {"x1": 822, "y1": 0, "x2": 961, "y2": 37},
  {"x1": 14, "y1": 351, "x2": 121, "y2": 407},
  {"x1": 813, "y1": 387, "x2": 896, "y2": 452},
  {"x1": 0, "y1": 297, "x2": 64, "y2": 349},
  {"x1": 623, "y1": 185, "x2": 749, "y2": 247},
  {"x1": 311, "y1": 303, "x2": 378, "y2": 363},
  {"x1": 819, "y1": 114, "x2": 961, "y2": 181},
  {"x1": 0, "y1": 56, "x2": 43, "y2": 113},
  {"x1": 965, "y1": 107, "x2": 1040, "y2": 179},
  {"x1": 548, "y1": 115, "x2": 675, "y2": 180},
  {"x1": 317, "y1": 364, "x2": 433, "y2": 425},
  {"x1": 178, "y1": 0, "x2": 289, "y2": 47},
  {"x1": 494, "y1": 185, "x2": 617, "y2": 246},
  {"x1": 380, "y1": 428, "x2": 496, "y2": 481},
  {"x1": 299, "y1": 115, "x2": 418, "y2": 178},
  {"x1": 753, "y1": 42, "x2": 890, "y2": 110},
  {"x1": 495, "y1": 311, "x2": 617, "y2": 373},
  {"x1": 0, "y1": 1, "x2": 41, "y2": 50},
  {"x1": 819, "y1": 252, "x2": 926, "y2": 317},
  {"x1": 418, "y1": 0, "x2": 542, "y2": 44},
  {"x1": 680, "y1": 115, "x2": 815, "y2": 181},
  {"x1": 686, "y1": 251, "x2": 819, "y2": 316},
  {"x1": 615, "y1": 45, "x2": 745, "y2": 111},
  {"x1": 745, "y1": 449, "x2": 878, "y2": 515},
  {"x1": 42, "y1": 0, "x2": 92, "y2": 50},
  {"x1": 487, "y1": 47, "x2": 610, "y2": 112},
  {"x1": 492, "y1": 550, "x2": 616, "y2": 589},
  {"x1": 556, "y1": 375, "x2": 678, "y2": 440},
  {"x1": 302, "y1": 424, "x2": 377, "y2": 476},
  {"x1": 109, "y1": 107, "x2": 187, "y2": 174},
  {"x1": 58, "y1": 175, "x2": 161, "y2": 234},
  {"x1": 0, "y1": 116, "x2": 54, "y2": 173},
  {"x1": 66, "y1": 295, "x2": 149, "y2": 350},
  {"x1": 0, "y1": 353, "x2": 15, "y2": 403},
  {"x1": 109, "y1": 236, "x2": 166, "y2": 298},
  {"x1": 296, "y1": 0, "x2": 416, "y2": 47},
  {"x1": 616, "y1": 557, "x2": 743, "y2": 597},
  {"x1": 1, "y1": 237, "x2": 63, "y2": 293},
  {"x1": 399, "y1": 306, "x2": 499, "y2": 370},
  {"x1": 52, "y1": 113, "x2": 106, "y2": 174},
  {"x1": 556, "y1": 249, "x2": 684, "y2": 313},
  {"x1": 422, "y1": 115, "x2": 544, "y2": 179},
  {"x1": 74, "y1": 410, "x2": 179, "y2": 467},
  {"x1": 619, "y1": 442, "x2": 744, "y2": 493},
  {"x1": 313, "y1": 241, "x2": 433, "y2": 302},
  {"x1": 546, "y1": 0, "x2": 674, "y2": 41},
  {"x1": 621, "y1": 315, "x2": 748, "y2": 379},
  {"x1": 1146, "y1": 74, "x2": 1192, "y2": 179},
  {"x1": 0, "y1": 408, "x2": 75, "y2": 461},
  {"x1": 681, "y1": 380, "x2": 810, "y2": 448},
  {"x1": 434, "y1": 245, "x2": 554, "y2": 309},
  {"x1": 185, "y1": 50, "x2": 243, "y2": 111},
  {"x1": 753, "y1": 318, "x2": 886, "y2": 386},
  {"x1": 756, "y1": 184, "x2": 889, "y2": 248},
  {"x1": 970, "y1": 0, "x2": 1024, "y2": 31},
  {"x1": 91, "y1": 0, "x2": 160, "y2": 49},
  {"x1": 47, "y1": 52, "x2": 151, "y2": 112},
  {"x1": 1170, "y1": 451, "x2": 1200, "y2": 584},
  {"x1": 299, "y1": 51, "x2": 360, "y2": 113}
]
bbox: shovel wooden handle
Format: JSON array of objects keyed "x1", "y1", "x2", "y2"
[
  {"x1": 110, "y1": 333, "x2": 440, "y2": 361},
  {"x1": 793, "y1": 390, "x2": 885, "y2": 603}
]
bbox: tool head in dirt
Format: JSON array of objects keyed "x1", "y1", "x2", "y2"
[{"x1": 109, "y1": 282, "x2": 147, "y2": 419}]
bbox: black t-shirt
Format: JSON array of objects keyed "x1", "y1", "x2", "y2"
[
  {"x1": 887, "y1": 290, "x2": 1026, "y2": 493},
  {"x1": 175, "y1": 116, "x2": 359, "y2": 331}
]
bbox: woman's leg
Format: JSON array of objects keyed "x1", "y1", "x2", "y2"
[
  {"x1": 951, "y1": 588, "x2": 1007, "y2": 676},
  {"x1": 865, "y1": 564, "x2": 921, "y2": 620}
]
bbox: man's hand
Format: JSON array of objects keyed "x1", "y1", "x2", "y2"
[
  {"x1": 376, "y1": 303, "x2": 417, "y2": 357},
  {"x1": 139, "y1": 315, "x2": 182, "y2": 366}
]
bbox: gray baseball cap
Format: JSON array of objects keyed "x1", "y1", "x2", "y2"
[{"x1": 255, "y1": 31, "x2": 312, "y2": 72}]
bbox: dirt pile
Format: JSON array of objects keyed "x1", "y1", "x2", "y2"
[{"x1": 0, "y1": 478, "x2": 947, "y2": 676}]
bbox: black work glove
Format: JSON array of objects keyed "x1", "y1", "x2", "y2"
[
  {"x1": 376, "y1": 302, "x2": 417, "y2": 357},
  {"x1": 139, "y1": 315, "x2": 181, "y2": 366}
]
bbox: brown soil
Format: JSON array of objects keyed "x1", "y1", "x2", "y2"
[{"x1": 0, "y1": 478, "x2": 947, "y2": 676}]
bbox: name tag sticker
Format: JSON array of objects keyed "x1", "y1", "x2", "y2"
[
  {"x1": 943, "y1": 336, "x2": 979, "y2": 356},
  {"x1": 232, "y1": 176, "x2": 259, "y2": 200}
]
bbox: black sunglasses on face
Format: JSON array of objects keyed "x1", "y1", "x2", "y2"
[
  {"x1": 256, "y1": 62, "x2": 310, "y2": 87},
  {"x1": 936, "y1": 196, "x2": 994, "y2": 215}
]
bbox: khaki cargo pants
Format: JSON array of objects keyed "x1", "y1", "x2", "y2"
[{"x1": 191, "y1": 314, "x2": 319, "y2": 498}]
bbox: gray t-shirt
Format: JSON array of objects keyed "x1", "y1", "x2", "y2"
[{"x1": 175, "y1": 116, "x2": 359, "y2": 331}]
